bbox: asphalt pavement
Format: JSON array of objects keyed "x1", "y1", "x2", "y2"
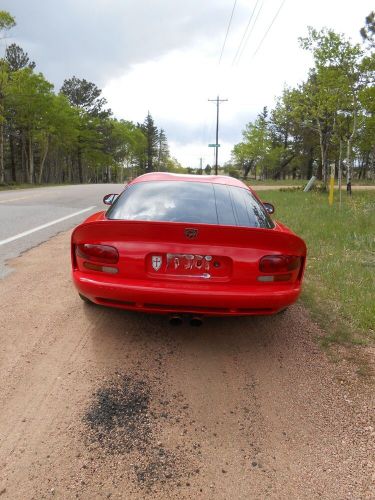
[{"x1": 0, "y1": 183, "x2": 124, "y2": 278}]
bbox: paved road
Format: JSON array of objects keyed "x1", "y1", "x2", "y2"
[{"x1": 0, "y1": 184, "x2": 123, "y2": 278}]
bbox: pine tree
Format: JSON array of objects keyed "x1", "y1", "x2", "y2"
[
  {"x1": 60, "y1": 77, "x2": 111, "y2": 182},
  {"x1": 60, "y1": 76, "x2": 110, "y2": 118},
  {"x1": 141, "y1": 112, "x2": 159, "y2": 172},
  {"x1": 157, "y1": 128, "x2": 169, "y2": 171},
  {"x1": 5, "y1": 44, "x2": 35, "y2": 71}
]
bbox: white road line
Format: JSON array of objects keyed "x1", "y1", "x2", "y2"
[{"x1": 0, "y1": 206, "x2": 96, "y2": 247}]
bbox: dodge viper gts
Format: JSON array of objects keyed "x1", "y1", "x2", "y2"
[{"x1": 71, "y1": 173, "x2": 306, "y2": 318}]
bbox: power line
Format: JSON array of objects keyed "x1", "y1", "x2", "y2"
[
  {"x1": 253, "y1": 0, "x2": 286, "y2": 57},
  {"x1": 235, "y1": 0, "x2": 264, "y2": 65},
  {"x1": 219, "y1": 0, "x2": 238, "y2": 64},
  {"x1": 231, "y1": 0, "x2": 261, "y2": 66}
]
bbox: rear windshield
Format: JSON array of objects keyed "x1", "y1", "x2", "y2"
[{"x1": 107, "y1": 180, "x2": 274, "y2": 229}]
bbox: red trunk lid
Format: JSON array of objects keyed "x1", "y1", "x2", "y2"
[{"x1": 72, "y1": 218, "x2": 306, "y2": 286}]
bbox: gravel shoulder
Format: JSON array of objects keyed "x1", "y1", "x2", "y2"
[{"x1": 0, "y1": 231, "x2": 374, "y2": 499}]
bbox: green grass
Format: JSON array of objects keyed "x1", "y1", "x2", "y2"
[{"x1": 262, "y1": 189, "x2": 375, "y2": 345}]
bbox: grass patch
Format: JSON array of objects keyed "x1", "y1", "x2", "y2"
[{"x1": 260, "y1": 189, "x2": 375, "y2": 345}]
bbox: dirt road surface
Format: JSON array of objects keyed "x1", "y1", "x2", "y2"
[{"x1": 0, "y1": 231, "x2": 374, "y2": 499}]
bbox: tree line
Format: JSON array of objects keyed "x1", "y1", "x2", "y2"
[
  {"x1": 0, "y1": 11, "x2": 185, "y2": 186},
  {"x1": 231, "y1": 14, "x2": 375, "y2": 188}
]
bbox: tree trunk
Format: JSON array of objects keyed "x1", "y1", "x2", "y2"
[
  {"x1": 28, "y1": 132, "x2": 34, "y2": 184},
  {"x1": 22, "y1": 133, "x2": 29, "y2": 183},
  {"x1": 338, "y1": 140, "x2": 343, "y2": 208},
  {"x1": 77, "y1": 147, "x2": 83, "y2": 183},
  {"x1": 318, "y1": 131, "x2": 327, "y2": 187},
  {"x1": 243, "y1": 159, "x2": 254, "y2": 179},
  {"x1": 272, "y1": 154, "x2": 296, "y2": 180},
  {"x1": 346, "y1": 138, "x2": 352, "y2": 195},
  {"x1": 9, "y1": 133, "x2": 17, "y2": 182},
  {"x1": 359, "y1": 153, "x2": 369, "y2": 179},
  {"x1": 0, "y1": 121, "x2": 4, "y2": 184},
  {"x1": 317, "y1": 121, "x2": 330, "y2": 188},
  {"x1": 306, "y1": 147, "x2": 314, "y2": 178},
  {"x1": 68, "y1": 156, "x2": 73, "y2": 183},
  {"x1": 346, "y1": 101, "x2": 357, "y2": 196},
  {"x1": 328, "y1": 161, "x2": 335, "y2": 206},
  {"x1": 38, "y1": 137, "x2": 49, "y2": 184}
]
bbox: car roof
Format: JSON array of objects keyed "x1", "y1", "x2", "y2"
[{"x1": 129, "y1": 172, "x2": 248, "y2": 189}]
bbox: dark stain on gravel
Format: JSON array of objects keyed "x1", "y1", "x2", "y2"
[
  {"x1": 83, "y1": 373, "x2": 197, "y2": 490},
  {"x1": 84, "y1": 374, "x2": 151, "y2": 454}
]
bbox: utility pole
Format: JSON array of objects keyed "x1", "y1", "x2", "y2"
[
  {"x1": 199, "y1": 157, "x2": 203, "y2": 174},
  {"x1": 208, "y1": 96, "x2": 228, "y2": 175}
]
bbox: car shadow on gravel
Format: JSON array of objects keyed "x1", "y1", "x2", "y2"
[{"x1": 81, "y1": 301, "x2": 290, "y2": 347}]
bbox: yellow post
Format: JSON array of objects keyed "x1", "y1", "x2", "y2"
[{"x1": 328, "y1": 163, "x2": 335, "y2": 206}]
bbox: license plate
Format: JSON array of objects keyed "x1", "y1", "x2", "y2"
[
  {"x1": 168, "y1": 253, "x2": 211, "y2": 270},
  {"x1": 148, "y1": 253, "x2": 230, "y2": 279}
]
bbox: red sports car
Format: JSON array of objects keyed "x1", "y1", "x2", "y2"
[{"x1": 71, "y1": 173, "x2": 306, "y2": 322}]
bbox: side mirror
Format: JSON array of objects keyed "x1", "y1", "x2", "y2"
[
  {"x1": 263, "y1": 202, "x2": 275, "y2": 214},
  {"x1": 103, "y1": 193, "x2": 119, "y2": 206}
]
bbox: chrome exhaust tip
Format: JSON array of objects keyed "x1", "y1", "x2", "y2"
[
  {"x1": 190, "y1": 316, "x2": 203, "y2": 327},
  {"x1": 169, "y1": 315, "x2": 183, "y2": 326}
]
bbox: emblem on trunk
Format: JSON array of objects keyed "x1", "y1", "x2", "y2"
[
  {"x1": 184, "y1": 228, "x2": 198, "y2": 239},
  {"x1": 151, "y1": 255, "x2": 162, "y2": 271}
]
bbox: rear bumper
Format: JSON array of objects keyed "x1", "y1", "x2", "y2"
[{"x1": 73, "y1": 271, "x2": 302, "y2": 316}]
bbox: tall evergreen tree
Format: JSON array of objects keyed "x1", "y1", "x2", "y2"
[
  {"x1": 157, "y1": 128, "x2": 169, "y2": 170},
  {"x1": 60, "y1": 76, "x2": 110, "y2": 118},
  {"x1": 141, "y1": 112, "x2": 159, "y2": 172},
  {"x1": 60, "y1": 77, "x2": 111, "y2": 182},
  {"x1": 5, "y1": 44, "x2": 35, "y2": 71}
]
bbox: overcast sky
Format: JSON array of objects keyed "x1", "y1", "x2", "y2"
[{"x1": 2, "y1": 0, "x2": 373, "y2": 168}]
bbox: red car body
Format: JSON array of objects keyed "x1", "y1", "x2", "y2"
[{"x1": 71, "y1": 173, "x2": 306, "y2": 316}]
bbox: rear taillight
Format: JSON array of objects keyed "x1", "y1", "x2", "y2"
[
  {"x1": 258, "y1": 255, "x2": 302, "y2": 283},
  {"x1": 259, "y1": 255, "x2": 301, "y2": 273},
  {"x1": 83, "y1": 261, "x2": 118, "y2": 274},
  {"x1": 76, "y1": 244, "x2": 119, "y2": 264}
]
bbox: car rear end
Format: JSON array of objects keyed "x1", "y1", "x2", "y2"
[{"x1": 71, "y1": 176, "x2": 306, "y2": 316}]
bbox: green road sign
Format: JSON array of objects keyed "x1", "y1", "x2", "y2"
[{"x1": 208, "y1": 144, "x2": 220, "y2": 147}]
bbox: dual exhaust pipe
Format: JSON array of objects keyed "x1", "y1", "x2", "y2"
[{"x1": 169, "y1": 315, "x2": 203, "y2": 327}]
